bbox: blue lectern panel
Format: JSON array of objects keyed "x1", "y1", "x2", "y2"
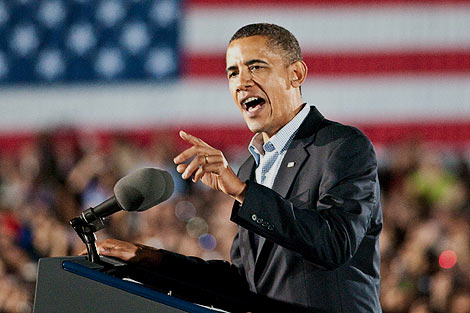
[
  {"x1": 62, "y1": 260, "x2": 215, "y2": 313},
  {"x1": 33, "y1": 257, "x2": 223, "y2": 313}
]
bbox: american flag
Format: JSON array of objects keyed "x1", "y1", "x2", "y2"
[{"x1": 0, "y1": 0, "x2": 470, "y2": 150}]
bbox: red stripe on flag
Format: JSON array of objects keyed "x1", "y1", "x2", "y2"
[
  {"x1": 360, "y1": 121, "x2": 470, "y2": 146},
  {"x1": 182, "y1": 51, "x2": 470, "y2": 77},
  {"x1": 2, "y1": 122, "x2": 470, "y2": 154}
]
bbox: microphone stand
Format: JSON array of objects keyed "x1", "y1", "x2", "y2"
[
  {"x1": 70, "y1": 216, "x2": 101, "y2": 263},
  {"x1": 70, "y1": 205, "x2": 108, "y2": 263}
]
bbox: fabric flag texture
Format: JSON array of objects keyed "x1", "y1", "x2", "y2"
[{"x1": 0, "y1": 0, "x2": 469, "y2": 148}]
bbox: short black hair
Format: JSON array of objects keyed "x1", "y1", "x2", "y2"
[{"x1": 230, "y1": 23, "x2": 302, "y2": 65}]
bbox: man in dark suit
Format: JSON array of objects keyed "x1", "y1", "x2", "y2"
[{"x1": 97, "y1": 23, "x2": 382, "y2": 312}]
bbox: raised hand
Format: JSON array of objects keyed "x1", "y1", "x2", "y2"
[{"x1": 173, "y1": 130, "x2": 246, "y2": 203}]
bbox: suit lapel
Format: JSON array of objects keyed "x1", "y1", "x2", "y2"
[
  {"x1": 236, "y1": 106, "x2": 326, "y2": 282},
  {"x1": 254, "y1": 106, "x2": 325, "y2": 268},
  {"x1": 255, "y1": 139, "x2": 310, "y2": 260},
  {"x1": 271, "y1": 106, "x2": 325, "y2": 198},
  {"x1": 271, "y1": 140, "x2": 309, "y2": 198},
  {"x1": 238, "y1": 157, "x2": 255, "y2": 182}
]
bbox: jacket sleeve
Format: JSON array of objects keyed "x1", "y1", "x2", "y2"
[{"x1": 230, "y1": 132, "x2": 380, "y2": 270}]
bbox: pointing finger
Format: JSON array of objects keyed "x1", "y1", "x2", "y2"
[{"x1": 179, "y1": 130, "x2": 210, "y2": 147}]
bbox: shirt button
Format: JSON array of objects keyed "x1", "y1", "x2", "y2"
[
  {"x1": 267, "y1": 225, "x2": 274, "y2": 231},
  {"x1": 257, "y1": 218, "x2": 263, "y2": 224},
  {"x1": 251, "y1": 214, "x2": 257, "y2": 221}
]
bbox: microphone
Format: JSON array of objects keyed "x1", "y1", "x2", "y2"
[{"x1": 80, "y1": 167, "x2": 174, "y2": 226}]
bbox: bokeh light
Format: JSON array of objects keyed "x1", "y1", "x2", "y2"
[
  {"x1": 198, "y1": 233, "x2": 217, "y2": 251},
  {"x1": 439, "y1": 250, "x2": 457, "y2": 269},
  {"x1": 174, "y1": 200, "x2": 196, "y2": 222},
  {"x1": 186, "y1": 217, "x2": 208, "y2": 238}
]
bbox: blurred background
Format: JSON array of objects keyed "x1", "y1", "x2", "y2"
[{"x1": 0, "y1": 0, "x2": 469, "y2": 312}]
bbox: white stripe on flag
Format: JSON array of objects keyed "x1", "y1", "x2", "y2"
[
  {"x1": 183, "y1": 5, "x2": 470, "y2": 53},
  {"x1": 0, "y1": 77, "x2": 469, "y2": 131}
]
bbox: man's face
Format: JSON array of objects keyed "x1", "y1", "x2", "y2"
[{"x1": 226, "y1": 36, "x2": 300, "y2": 138}]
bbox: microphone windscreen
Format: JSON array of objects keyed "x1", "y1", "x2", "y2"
[{"x1": 113, "y1": 168, "x2": 174, "y2": 212}]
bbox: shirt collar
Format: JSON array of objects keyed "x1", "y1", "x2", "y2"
[{"x1": 249, "y1": 104, "x2": 310, "y2": 165}]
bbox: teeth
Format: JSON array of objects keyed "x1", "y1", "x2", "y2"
[
  {"x1": 241, "y1": 96, "x2": 264, "y2": 111},
  {"x1": 244, "y1": 97, "x2": 259, "y2": 104}
]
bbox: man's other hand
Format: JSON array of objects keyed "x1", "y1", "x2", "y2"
[{"x1": 79, "y1": 238, "x2": 163, "y2": 268}]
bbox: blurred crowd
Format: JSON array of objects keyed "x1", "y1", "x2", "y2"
[
  {"x1": 0, "y1": 129, "x2": 469, "y2": 313},
  {"x1": 379, "y1": 142, "x2": 470, "y2": 313}
]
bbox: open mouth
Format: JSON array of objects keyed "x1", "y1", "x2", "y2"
[{"x1": 241, "y1": 96, "x2": 266, "y2": 113}]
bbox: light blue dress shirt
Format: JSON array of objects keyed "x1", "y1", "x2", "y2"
[{"x1": 248, "y1": 104, "x2": 310, "y2": 188}]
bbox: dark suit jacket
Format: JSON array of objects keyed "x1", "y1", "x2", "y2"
[
  {"x1": 229, "y1": 106, "x2": 383, "y2": 312},
  {"x1": 157, "y1": 106, "x2": 382, "y2": 313}
]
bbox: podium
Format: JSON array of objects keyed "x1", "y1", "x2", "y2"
[{"x1": 33, "y1": 256, "x2": 223, "y2": 313}]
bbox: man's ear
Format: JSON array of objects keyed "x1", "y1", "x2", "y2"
[{"x1": 289, "y1": 60, "x2": 308, "y2": 88}]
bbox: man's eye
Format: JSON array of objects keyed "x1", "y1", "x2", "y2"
[
  {"x1": 229, "y1": 72, "x2": 238, "y2": 78},
  {"x1": 249, "y1": 65, "x2": 261, "y2": 71}
]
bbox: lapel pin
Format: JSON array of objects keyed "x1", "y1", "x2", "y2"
[{"x1": 287, "y1": 162, "x2": 295, "y2": 168}]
